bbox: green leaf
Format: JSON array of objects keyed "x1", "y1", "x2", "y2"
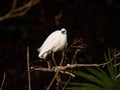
[
  {"x1": 80, "y1": 83, "x2": 104, "y2": 90},
  {"x1": 86, "y1": 67, "x2": 113, "y2": 87},
  {"x1": 104, "y1": 49, "x2": 115, "y2": 79},
  {"x1": 73, "y1": 70, "x2": 105, "y2": 87}
]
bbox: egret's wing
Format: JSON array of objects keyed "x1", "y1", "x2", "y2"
[
  {"x1": 42, "y1": 31, "x2": 60, "y2": 45},
  {"x1": 40, "y1": 30, "x2": 61, "y2": 52},
  {"x1": 37, "y1": 30, "x2": 59, "y2": 52}
]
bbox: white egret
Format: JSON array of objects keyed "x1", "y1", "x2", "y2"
[{"x1": 37, "y1": 28, "x2": 67, "y2": 67}]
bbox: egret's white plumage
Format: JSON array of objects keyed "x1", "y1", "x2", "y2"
[{"x1": 38, "y1": 28, "x2": 67, "y2": 59}]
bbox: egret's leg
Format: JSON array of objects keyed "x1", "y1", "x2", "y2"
[
  {"x1": 42, "y1": 50, "x2": 52, "y2": 68},
  {"x1": 59, "y1": 50, "x2": 65, "y2": 66},
  {"x1": 52, "y1": 53, "x2": 57, "y2": 66},
  {"x1": 62, "y1": 50, "x2": 65, "y2": 57},
  {"x1": 47, "y1": 61, "x2": 51, "y2": 68}
]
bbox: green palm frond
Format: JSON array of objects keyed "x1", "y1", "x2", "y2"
[
  {"x1": 104, "y1": 48, "x2": 116, "y2": 79},
  {"x1": 73, "y1": 70, "x2": 107, "y2": 87},
  {"x1": 64, "y1": 49, "x2": 120, "y2": 90}
]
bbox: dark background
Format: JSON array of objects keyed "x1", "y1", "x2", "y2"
[{"x1": 0, "y1": 0, "x2": 120, "y2": 89}]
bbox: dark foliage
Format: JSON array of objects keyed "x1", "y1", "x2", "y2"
[{"x1": 0, "y1": 0, "x2": 120, "y2": 89}]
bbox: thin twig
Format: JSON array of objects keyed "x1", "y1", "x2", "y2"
[
  {"x1": 71, "y1": 49, "x2": 81, "y2": 64},
  {"x1": 31, "y1": 66, "x2": 75, "y2": 77},
  {"x1": 59, "y1": 51, "x2": 65, "y2": 66},
  {"x1": 63, "y1": 49, "x2": 80, "y2": 90},
  {"x1": 0, "y1": 72, "x2": 6, "y2": 90},
  {"x1": 114, "y1": 63, "x2": 120, "y2": 67},
  {"x1": 62, "y1": 76, "x2": 72, "y2": 90},
  {"x1": 47, "y1": 51, "x2": 65, "y2": 90},
  {"x1": 9, "y1": 0, "x2": 17, "y2": 13},
  {"x1": 70, "y1": 46, "x2": 86, "y2": 49},
  {"x1": 114, "y1": 52, "x2": 120, "y2": 57},
  {"x1": 67, "y1": 39, "x2": 86, "y2": 51},
  {"x1": 27, "y1": 46, "x2": 31, "y2": 90},
  {"x1": 60, "y1": 71, "x2": 75, "y2": 77},
  {"x1": 31, "y1": 67, "x2": 54, "y2": 72},
  {"x1": 116, "y1": 73, "x2": 120, "y2": 79},
  {"x1": 47, "y1": 71, "x2": 59, "y2": 90}
]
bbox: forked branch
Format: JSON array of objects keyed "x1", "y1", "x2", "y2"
[{"x1": 0, "y1": 0, "x2": 41, "y2": 22}]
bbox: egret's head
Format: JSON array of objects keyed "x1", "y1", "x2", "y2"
[{"x1": 61, "y1": 28, "x2": 67, "y2": 34}]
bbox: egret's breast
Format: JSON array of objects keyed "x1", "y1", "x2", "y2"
[{"x1": 53, "y1": 34, "x2": 67, "y2": 52}]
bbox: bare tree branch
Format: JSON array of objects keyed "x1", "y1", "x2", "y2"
[
  {"x1": 27, "y1": 46, "x2": 31, "y2": 90},
  {"x1": 9, "y1": 0, "x2": 17, "y2": 13},
  {"x1": 31, "y1": 60, "x2": 112, "y2": 74},
  {"x1": 63, "y1": 48, "x2": 80, "y2": 90},
  {"x1": 0, "y1": 0, "x2": 41, "y2": 22},
  {"x1": 46, "y1": 51, "x2": 66, "y2": 90},
  {"x1": 114, "y1": 63, "x2": 120, "y2": 67},
  {"x1": 30, "y1": 60, "x2": 113, "y2": 90},
  {"x1": 116, "y1": 73, "x2": 120, "y2": 79},
  {"x1": 0, "y1": 72, "x2": 6, "y2": 90}
]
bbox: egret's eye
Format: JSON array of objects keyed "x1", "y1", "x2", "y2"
[
  {"x1": 61, "y1": 30, "x2": 65, "y2": 33},
  {"x1": 61, "y1": 28, "x2": 66, "y2": 34}
]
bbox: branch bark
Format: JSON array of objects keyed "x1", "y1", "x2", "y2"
[
  {"x1": 31, "y1": 60, "x2": 112, "y2": 73},
  {"x1": 0, "y1": 72, "x2": 6, "y2": 90},
  {"x1": 0, "y1": 0, "x2": 41, "y2": 22},
  {"x1": 27, "y1": 46, "x2": 31, "y2": 90}
]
